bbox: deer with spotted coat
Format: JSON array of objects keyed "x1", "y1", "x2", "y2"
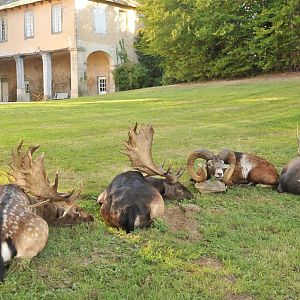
[
  {"x1": 97, "y1": 123, "x2": 192, "y2": 233},
  {"x1": 277, "y1": 126, "x2": 300, "y2": 194},
  {"x1": 0, "y1": 142, "x2": 93, "y2": 281},
  {"x1": 187, "y1": 148, "x2": 278, "y2": 187}
]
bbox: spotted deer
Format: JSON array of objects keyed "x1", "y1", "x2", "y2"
[
  {"x1": 0, "y1": 142, "x2": 93, "y2": 281},
  {"x1": 98, "y1": 123, "x2": 192, "y2": 233}
]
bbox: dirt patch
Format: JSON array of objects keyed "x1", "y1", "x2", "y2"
[
  {"x1": 224, "y1": 274, "x2": 238, "y2": 283},
  {"x1": 225, "y1": 294, "x2": 255, "y2": 300},
  {"x1": 162, "y1": 204, "x2": 202, "y2": 241},
  {"x1": 198, "y1": 257, "x2": 224, "y2": 270},
  {"x1": 208, "y1": 207, "x2": 226, "y2": 215}
]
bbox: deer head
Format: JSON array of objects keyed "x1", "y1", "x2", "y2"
[
  {"x1": 9, "y1": 141, "x2": 93, "y2": 226},
  {"x1": 122, "y1": 123, "x2": 193, "y2": 200}
]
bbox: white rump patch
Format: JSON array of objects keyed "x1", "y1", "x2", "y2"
[
  {"x1": 134, "y1": 215, "x2": 141, "y2": 227},
  {"x1": 1, "y1": 241, "x2": 13, "y2": 263},
  {"x1": 240, "y1": 155, "x2": 256, "y2": 179}
]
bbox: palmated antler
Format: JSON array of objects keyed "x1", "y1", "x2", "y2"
[
  {"x1": 122, "y1": 123, "x2": 184, "y2": 183},
  {"x1": 9, "y1": 141, "x2": 81, "y2": 204},
  {"x1": 297, "y1": 125, "x2": 300, "y2": 156}
]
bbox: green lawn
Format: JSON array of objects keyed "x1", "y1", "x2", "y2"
[{"x1": 0, "y1": 75, "x2": 299, "y2": 300}]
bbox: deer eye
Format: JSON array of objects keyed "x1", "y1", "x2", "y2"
[
  {"x1": 177, "y1": 187, "x2": 183, "y2": 192},
  {"x1": 73, "y1": 207, "x2": 81, "y2": 215}
]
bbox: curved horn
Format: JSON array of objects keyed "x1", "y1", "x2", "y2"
[
  {"x1": 217, "y1": 149, "x2": 236, "y2": 185},
  {"x1": 186, "y1": 149, "x2": 215, "y2": 182}
]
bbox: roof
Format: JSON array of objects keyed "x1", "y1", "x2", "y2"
[
  {"x1": 103, "y1": 0, "x2": 137, "y2": 7},
  {"x1": 0, "y1": 0, "x2": 42, "y2": 11},
  {"x1": 0, "y1": 0, "x2": 137, "y2": 11}
]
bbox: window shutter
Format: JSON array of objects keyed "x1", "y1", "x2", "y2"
[{"x1": 94, "y1": 7, "x2": 106, "y2": 34}]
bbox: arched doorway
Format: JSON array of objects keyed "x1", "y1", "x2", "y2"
[{"x1": 86, "y1": 51, "x2": 114, "y2": 95}]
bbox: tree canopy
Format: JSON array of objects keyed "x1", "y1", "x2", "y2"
[{"x1": 138, "y1": 0, "x2": 300, "y2": 82}]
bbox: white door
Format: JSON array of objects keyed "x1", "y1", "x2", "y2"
[
  {"x1": 0, "y1": 79, "x2": 9, "y2": 102},
  {"x1": 97, "y1": 76, "x2": 107, "y2": 95}
]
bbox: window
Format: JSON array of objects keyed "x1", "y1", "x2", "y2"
[
  {"x1": 51, "y1": 4, "x2": 62, "y2": 33},
  {"x1": 25, "y1": 81, "x2": 30, "y2": 93},
  {"x1": 97, "y1": 76, "x2": 107, "y2": 94},
  {"x1": 119, "y1": 10, "x2": 127, "y2": 33},
  {"x1": 0, "y1": 17, "x2": 7, "y2": 42},
  {"x1": 24, "y1": 11, "x2": 34, "y2": 38},
  {"x1": 94, "y1": 7, "x2": 106, "y2": 34}
]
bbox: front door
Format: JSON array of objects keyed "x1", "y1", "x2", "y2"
[
  {"x1": 0, "y1": 79, "x2": 9, "y2": 102},
  {"x1": 97, "y1": 76, "x2": 107, "y2": 95}
]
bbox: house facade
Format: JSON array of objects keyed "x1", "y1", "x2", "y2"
[{"x1": 0, "y1": 0, "x2": 138, "y2": 102}]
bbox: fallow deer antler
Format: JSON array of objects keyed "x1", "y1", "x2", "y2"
[
  {"x1": 9, "y1": 141, "x2": 81, "y2": 204},
  {"x1": 122, "y1": 123, "x2": 184, "y2": 183}
]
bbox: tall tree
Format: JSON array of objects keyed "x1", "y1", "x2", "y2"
[{"x1": 138, "y1": 0, "x2": 300, "y2": 81}]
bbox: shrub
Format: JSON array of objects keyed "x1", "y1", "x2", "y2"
[{"x1": 113, "y1": 62, "x2": 149, "y2": 91}]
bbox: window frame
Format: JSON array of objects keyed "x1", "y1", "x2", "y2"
[
  {"x1": 0, "y1": 16, "x2": 8, "y2": 42},
  {"x1": 97, "y1": 76, "x2": 107, "y2": 94},
  {"x1": 119, "y1": 10, "x2": 127, "y2": 33},
  {"x1": 24, "y1": 10, "x2": 34, "y2": 39},
  {"x1": 51, "y1": 3, "x2": 63, "y2": 34}
]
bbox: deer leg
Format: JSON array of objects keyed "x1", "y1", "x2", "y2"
[
  {"x1": 248, "y1": 168, "x2": 278, "y2": 186},
  {"x1": 8, "y1": 257, "x2": 31, "y2": 273}
]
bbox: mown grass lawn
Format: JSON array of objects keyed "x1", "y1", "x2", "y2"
[{"x1": 0, "y1": 74, "x2": 299, "y2": 300}]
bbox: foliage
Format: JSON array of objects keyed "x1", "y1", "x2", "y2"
[
  {"x1": 112, "y1": 62, "x2": 149, "y2": 91},
  {"x1": 116, "y1": 38, "x2": 129, "y2": 64},
  {"x1": 0, "y1": 76, "x2": 300, "y2": 299},
  {"x1": 135, "y1": 34, "x2": 164, "y2": 86},
  {"x1": 138, "y1": 0, "x2": 300, "y2": 81},
  {"x1": 113, "y1": 36, "x2": 163, "y2": 91}
]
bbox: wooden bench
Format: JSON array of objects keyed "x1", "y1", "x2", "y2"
[{"x1": 53, "y1": 92, "x2": 69, "y2": 100}]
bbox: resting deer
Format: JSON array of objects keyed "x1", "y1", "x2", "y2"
[
  {"x1": 97, "y1": 123, "x2": 192, "y2": 233},
  {"x1": 277, "y1": 126, "x2": 300, "y2": 194},
  {"x1": 0, "y1": 142, "x2": 93, "y2": 281},
  {"x1": 187, "y1": 148, "x2": 278, "y2": 186}
]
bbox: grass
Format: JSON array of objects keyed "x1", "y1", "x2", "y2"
[{"x1": 0, "y1": 75, "x2": 300, "y2": 299}]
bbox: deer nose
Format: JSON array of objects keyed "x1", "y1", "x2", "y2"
[{"x1": 216, "y1": 172, "x2": 223, "y2": 177}]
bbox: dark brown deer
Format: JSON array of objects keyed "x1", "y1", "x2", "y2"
[
  {"x1": 277, "y1": 126, "x2": 300, "y2": 194},
  {"x1": 98, "y1": 123, "x2": 192, "y2": 233},
  {"x1": 0, "y1": 142, "x2": 93, "y2": 281},
  {"x1": 187, "y1": 148, "x2": 278, "y2": 186}
]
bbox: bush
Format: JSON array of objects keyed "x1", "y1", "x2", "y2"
[{"x1": 113, "y1": 62, "x2": 149, "y2": 91}]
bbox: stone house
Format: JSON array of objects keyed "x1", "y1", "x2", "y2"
[{"x1": 0, "y1": 0, "x2": 138, "y2": 102}]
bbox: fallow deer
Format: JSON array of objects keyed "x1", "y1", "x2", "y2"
[
  {"x1": 277, "y1": 126, "x2": 300, "y2": 194},
  {"x1": 97, "y1": 123, "x2": 192, "y2": 233},
  {"x1": 187, "y1": 148, "x2": 278, "y2": 186},
  {"x1": 0, "y1": 142, "x2": 93, "y2": 281}
]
